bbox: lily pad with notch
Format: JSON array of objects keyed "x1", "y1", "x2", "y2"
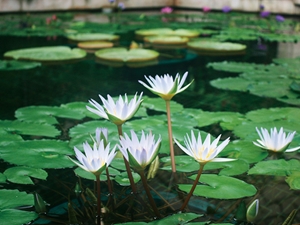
[
  {"x1": 0, "y1": 189, "x2": 38, "y2": 225},
  {"x1": 0, "y1": 140, "x2": 74, "y2": 169},
  {"x1": 179, "y1": 174, "x2": 257, "y2": 199},
  {"x1": 4, "y1": 166, "x2": 48, "y2": 185}
]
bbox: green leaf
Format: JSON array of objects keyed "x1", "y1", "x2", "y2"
[
  {"x1": 67, "y1": 33, "x2": 119, "y2": 42},
  {"x1": 4, "y1": 46, "x2": 86, "y2": 62},
  {"x1": 0, "y1": 120, "x2": 60, "y2": 137},
  {"x1": 0, "y1": 60, "x2": 41, "y2": 71},
  {"x1": 0, "y1": 173, "x2": 6, "y2": 183},
  {"x1": 15, "y1": 105, "x2": 85, "y2": 124},
  {"x1": 114, "y1": 171, "x2": 140, "y2": 186},
  {"x1": 248, "y1": 159, "x2": 300, "y2": 176},
  {"x1": 95, "y1": 48, "x2": 159, "y2": 63},
  {"x1": 160, "y1": 155, "x2": 199, "y2": 172},
  {"x1": 286, "y1": 171, "x2": 300, "y2": 190},
  {"x1": 4, "y1": 166, "x2": 48, "y2": 185},
  {"x1": 0, "y1": 189, "x2": 38, "y2": 225},
  {"x1": 210, "y1": 77, "x2": 251, "y2": 92},
  {"x1": 149, "y1": 212, "x2": 201, "y2": 225},
  {"x1": 179, "y1": 174, "x2": 257, "y2": 199},
  {"x1": 74, "y1": 166, "x2": 120, "y2": 181},
  {"x1": 0, "y1": 140, "x2": 74, "y2": 169},
  {"x1": 204, "y1": 159, "x2": 249, "y2": 176}
]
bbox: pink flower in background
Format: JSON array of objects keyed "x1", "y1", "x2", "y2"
[
  {"x1": 46, "y1": 17, "x2": 51, "y2": 25},
  {"x1": 161, "y1": 6, "x2": 173, "y2": 14},
  {"x1": 51, "y1": 14, "x2": 57, "y2": 20},
  {"x1": 203, "y1": 6, "x2": 211, "y2": 13}
]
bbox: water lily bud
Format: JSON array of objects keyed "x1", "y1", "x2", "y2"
[
  {"x1": 147, "y1": 155, "x2": 160, "y2": 179},
  {"x1": 246, "y1": 199, "x2": 259, "y2": 222},
  {"x1": 74, "y1": 182, "x2": 82, "y2": 197},
  {"x1": 34, "y1": 192, "x2": 47, "y2": 214}
]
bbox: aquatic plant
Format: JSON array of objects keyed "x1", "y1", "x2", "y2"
[{"x1": 139, "y1": 72, "x2": 193, "y2": 173}]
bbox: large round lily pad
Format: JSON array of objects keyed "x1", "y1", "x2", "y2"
[
  {"x1": 0, "y1": 140, "x2": 74, "y2": 169},
  {"x1": 144, "y1": 36, "x2": 189, "y2": 45},
  {"x1": 179, "y1": 174, "x2": 257, "y2": 199},
  {"x1": 188, "y1": 40, "x2": 246, "y2": 56},
  {"x1": 0, "y1": 60, "x2": 41, "y2": 71},
  {"x1": 95, "y1": 47, "x2": 159, "y2": 63},
  {"x1": 135, "y1": 28, "x2": 200, "y2": 39},
  {"x1": 4, "y1": 46, "x2": 87, "y2": 62},
  {"x1": 67, "y1": 33, "x2": 119, "y2": 42},
  {"x1": 77, "y1": 41, "x2": 114, "y2": 53},
  {"x1": 0, "y1": 189, "x2": 38, "y2": 225}
]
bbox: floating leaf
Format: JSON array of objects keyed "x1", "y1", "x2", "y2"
[
  {"x1": 95, "y1": 48, "x2": 159, "y2": 63},
  {"x1": 77, "y1": 41, "x2": 114, "y2": 53},
  {"x1": 0, "y1": 173, "x2": 6, "y2": 183},
  {"x1": 74, "y1": 166, "x2": 120, "y2": 181},
  {"x1": 188, "y1": 40, "x2": 246, "y2": 56},
  {"x1": 114, "y1": 171, "x2": 140, "y2": 186},
  {"x1": 0, "y1": 120, "x2": 60, "y2": 137},
  {"x1": 135, "y1": 28, "x2": 200, "y2": 39},
  {"x1": 290, "y1": 81, "x2": 300, "y2": 93},
  {"x1": 204, "y1": 159, "x2": 249, "y2": 176},
  {"x1": 210, "y1": 77, "x2": 251, "y2": 92},
  {"x1": 248, "y1": 159, "x2": 300, "y2": 176},
  {"x1": 0, "y1": 60, "x2": 41, "y2": 71},
  {"x1": 286, "y1": 171, "x2": 300, "y2": 190},
  {"x1": 142, "y1": 97, "x2": 184, "y2": 113},
  {"x1": 160, "y1": 155, "x2": 199, "y2": 172},
  {"x1": 0, "y1": 189, "x2": 38, "y2": 225},
  {"x1": 4, "y1": 166, "x2": 47, "y2": 185},
  {"x1": 67, "y1": 33, "x2": 119, "y2": 42},
  {"x1": 0, "y1": 140, "x2": 74, "y2": 169},
  {"x1": 15, "y1": 105, "x2": 85, "y2": 124},
  {"x1": 144, "y1": 36, "x2": 189, "y2": 45},
  {"x1": 179, "y1": 174, "x2": 257, "y2": 199}
]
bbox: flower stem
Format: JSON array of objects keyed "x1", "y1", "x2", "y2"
[
  {"x1": 105, "y1": 167, "x2": 114, "y2": 210},
  {"x1": 165, "y1": 100, "x2": 176, "y2": 173},
  {"x1": 96, "y1": 174, "x2": 101, "y2": 225},
  {"x1": 117, "y1": 125, "x2": 138, "y2": 194},
  {"x1": 180, "y1": 164, "x2": 205, "y2": 211},
  {"x1": 139, "y1": 170, "x2": 161, "y2": 218}
]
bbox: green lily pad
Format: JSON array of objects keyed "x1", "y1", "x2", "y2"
[
  {"x1": 142, "y1": 97, "x2": 184, "y2": 113},
  {"x1": 0, "y1": 60, "x2": 41, "y2": 71},
  {"x1": 0, "y1": 140, "x2": 74, "y2": 169},
  {"x1": 135, "y1": 28, "x2": 200, "y2": 38},
  {"x1": 144, "y1": 36, "x2": 189, "y2": 45},
  {"x1": 4, "y1": 46, "x2": 86, "y2": 62},
  {"x1": 67, "y1": 33, "x2": 119, "y2": 42},
  {"x1": 179, "y1": 174, "x2": 257, "y2": 199},
  {"x1": 160, "y1": 155, "x2": 199, "y2": 172},
  {"x1": 4, "y1": 166, "x2": 47, "y2": 185},
  {"x1": 0, "y1": 173, "x2": 6, "y2": 183},
  {"x1": 95, "y1": 48, "x2": 159, "y2": 63},
  {"x1": 0, "y1": 133, "x2": 23, "y2": 145},
  {"x1": 0, "y1": 120, "x2": 60, "y2": 137},
  {"x1": 0, "y1": 189, "x2": 38, "y2": 225},
  {"x1": 204, "y1": 159, "x2": 249, "y2": 176},
  {"x1": 248, "y1": 159, "x2": 300, "y2": 176},
  {"x1": 290, "y1": 81, "x2": 300, "y2": 93},
  {"x1": 188, "y1": 40, "x2": 246, "y2": 56},
  {"x1": 114, "y1": 171, "x2": 140, "y2": 186},
  {"x1": 15, "y1": 105, "x2": 86, "y2": 124},
  {"x1": 210, "y1": 77, "x2": 252, "y2": 92},
  {"x1": 286, "y1": 171, "x2": 300, "y2": 190},
  {"x1": 74, "y1": 166, "x2": 120, "y2": 181},
  {"x1": 61, "y1": 101, "x2": 99, "y2": 119}
]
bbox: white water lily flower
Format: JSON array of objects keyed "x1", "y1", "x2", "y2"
[
  {"x1": 174, "y1": 131, "x2": 233, "y2": 164},
  {"x1": 69, "y1": 140, "x2": 117, "y2": 176},
  {"x1": 138, "y1": 72, "x2": 192, "y2": 100},
  {"x1": 87, "y1": 93, "x2": 143, "y2": 125},
  {"x1": 118, "y1": 130, "x2": 161, "y2": 171},
  {"x1": 253, "y1": 127, "x2": 300, "y2": 152}
]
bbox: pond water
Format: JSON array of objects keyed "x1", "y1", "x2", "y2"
[{"x1": 1, "y1": 10, "x2": 300, "y2": 225}]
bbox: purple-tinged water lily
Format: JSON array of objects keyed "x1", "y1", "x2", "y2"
[
  {"x1": 91, "y1": 128, "x2": 108, "y2": 147},
  {"x1": 174, "y1": 131, "x2": 233, "y2": 165},
  {"x1": 108, "y1": 0, "x2": 115, "y2": 3},
  {"x1": 69, "y1": 140, "x2": 116, "y2": 176},
  {"x1": 222, "y1": 6, "x2": 231, "y2": 13},
  {"x1": 118, "y1": 130, "x2": 161, "y2": 171},
  {"x1": 87, "y1": 93, "x2": 143, "y2": 125},
  {"x1": 161, "y1": 6, "x2": 173, "y2": 14},
  {"x1": 253, "y1": 127, "x2": 300, "y2": 152},
  {"x1": 260, "y1": 11, "x2": 270, "y2": 18},
  {"x1": 276, "y1": 15, "x2": 285, "y2": 22},
  {"x1": 138, "y1": 72, "x2": 192, "y2": 101}
]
